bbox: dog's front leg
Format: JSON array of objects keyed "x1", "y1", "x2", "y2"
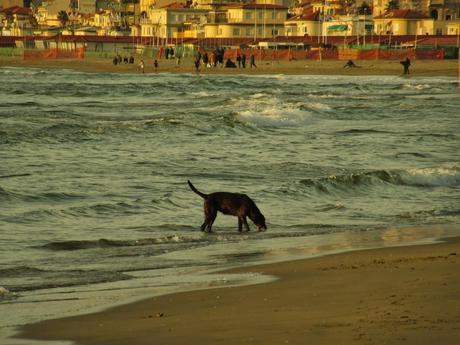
[
  {"x1": 238, "y1": 217, "x2": 243, "y2": 232},
  {"x1": 243, "y1": 217, "x2": 250, "y2": 232}
]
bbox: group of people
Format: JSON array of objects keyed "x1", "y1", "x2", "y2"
[
  {"x1": 163, "y1": 46, "x2": 175, "y2": 59},
  {"x1": 193, "y1": 49, "x2": 257, "y2": 72},
  {"x1": 114, "y1": 49, "x2": 412, "y2": 76},
  {"x1": 112, "y1": 54, "x2": 135, "y2": 65},
  {"x1": 193, "y1": 48, "x2": 226, "y2": 69}
]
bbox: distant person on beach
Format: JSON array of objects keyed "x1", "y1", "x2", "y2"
[
  {"x1": 241, "y1": 53, "x2": 246, "y2": 68},
  {"x1": 236, "y1": 53, "x2": 241, "y2": 68},
  {"x1": 139, "y1": 59, "x2": 145, "y2": 74},
  {"x1": 154, "y1": 59, "x2": 158, "y2": 71},
  {"x1": 400, "y1": 57, "x2": 411, "y2": 75},
  {"x1": 225, "y1": 58, "x2": 237, "y2": 68},
  {"x1": 343, "y1": 59, "x2": 357, "y2": 68},
  {"x1": 129, "y1": 55, "x2": 134, "y2": 64},
  {"x1": 203, "y1": 52, "x2": 209, "y2": 67},
  {"x1": 123, "y1": 56, "x2": 128, "y2": 64},
  {"x1": 117, "y1": 54, "x2": 122, "y2": 64},
  {"x1": 250, "y1": 54, "x2": 256, "y2": 68},
  {"x1": 194, "y1": 57, "x2": 200, "y2": 72},
  {"x1": 112, "y1": 56, "x2": 118, "y2": 65},
  {"x1": 165, "y1": 47, "x2": 170, "y2": 59}
]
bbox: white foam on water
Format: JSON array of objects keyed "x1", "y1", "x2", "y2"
[
  {"x1": 403, "y1": 166, "x2": 460, "y2": 187},
  {"x1": 234, "y1": 94, "x2": 313, "y2": 127},
  {"x1": 308, "y1": 102, "x2": 332, "y2": 111}
]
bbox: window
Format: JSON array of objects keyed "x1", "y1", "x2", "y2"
[
  {"x1": 245, "y1": 12, "x2": 252, "y2": 20},
  {"x1": 233, "y1": 27, "x2": 241, "y2": 36},
  {"x1": 272, "y1": 29, "x2": 279, "y2": 36},
  {"x1": 246, "y1": 27, "x2": 253, "y2": 36}
]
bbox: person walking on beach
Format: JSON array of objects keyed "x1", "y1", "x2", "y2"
[
  {"x1": 203, "y1": 52, "x2": 209, "y2": 67},
  {"x1": 250, "y1": 54, "x2": 256, "y2": 68},
  {"x1": 241, "y1": 53, "x2": 246, "y2": 68},
  {"x1": 153, "y1": 59, "x2": 158, "y2": 71},
  {"x1": 400, "y1": 57, "x2": 411, "y2": 75},
  {"x1": 236, "y1": 53, "x2": 242, "y2": 68},
  {"x1": 139, "y1": 59, "x2": 145, "y2": 74}
]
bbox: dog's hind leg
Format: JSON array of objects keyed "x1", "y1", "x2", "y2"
[{"x1": 203, "y1": 202, "x2": 217, "y2": 233}]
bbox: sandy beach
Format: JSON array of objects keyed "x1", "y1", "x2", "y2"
[
  {"x1": 1, "y1": 56, "x2": 458, "y2": 76},
  {"x1": 15, "y1": 235, "x2": 460, "y2": 345}
]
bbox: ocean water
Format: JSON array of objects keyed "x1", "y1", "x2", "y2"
[{"x1": 0, "y1": 67, "x2": 459, "y2": 343}]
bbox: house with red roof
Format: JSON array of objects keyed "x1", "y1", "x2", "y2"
[
  {"x1": 0, "y1": 5, "x2": 34, "y2": 35},
  {"x1": 285, "y1": 10, "x2": 321, "y2": 36},
  {"x1": 374, "y1": 9, "x2": 434, "y2": 35}
]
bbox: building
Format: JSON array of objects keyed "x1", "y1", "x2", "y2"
[
  {"x1": 373, "y1": 9, "x2": 434, "y2": 34},
  {"x1": 429, "y1": 0, "x2": 460, "y2": 34},
  {"x1": 73, "y1": 0, "x2": 96, "y2": 14},
  {"x1": 140, "y1": 2, "x2": 208, "y2": 38},
  {"x1": 0, "y1": 5, "x2": 34, "y2": 35},
  {"x1": 0, "y1": 0, "x2": 31, "y2": 10},
  {"x1": 285, "y1": 10, "x2": 320, "y2": 36},
  {"x1": 205, "y1": 3, "x2": 288, "y2": 39}
]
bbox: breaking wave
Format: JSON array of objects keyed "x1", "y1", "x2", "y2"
[{"x1": 300, "y1": 166, "x2": 460, "y2": 193}]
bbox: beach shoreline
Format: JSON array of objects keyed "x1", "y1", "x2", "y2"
[
  {"x1": 14, "y1": 230, "x2": 460, "y2": 345},
  {"x1": 1, "y1": 56, "x2": 458, "y2": 77}
]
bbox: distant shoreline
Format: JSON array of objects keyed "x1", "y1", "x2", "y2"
[{"x1": 1, "y1": 56, "x2": 458, "y2": 77}]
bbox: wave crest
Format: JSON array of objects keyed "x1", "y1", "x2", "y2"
[{"x1": 300, "y1": 166, "x2": 460, "y2": 193}]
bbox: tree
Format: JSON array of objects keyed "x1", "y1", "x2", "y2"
[
  {"x1": 357, "y1": 2, "x2": 372, "y2": 15},
  {"x1": 385, "y1": 0, "x2": 399, "y2": 11},
  {"x1": 57, "y1": 10, "x2": 69, "y2": 27}
]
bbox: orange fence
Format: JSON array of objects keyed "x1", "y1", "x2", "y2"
[
  {"x1": 222, "y1": 48, "x2": 444, "y2": 61},
  {"x1": 23, "y1": 47, "x2": 85, "y2": 60}
]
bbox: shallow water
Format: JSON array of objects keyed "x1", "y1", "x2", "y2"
[{"x1": 0, "y1": 68, "x2": 459, "y2": 341}]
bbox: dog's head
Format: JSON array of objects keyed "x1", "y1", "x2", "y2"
[{"x1": 253, "y1": 213, "x2": 267, "y2": 232}]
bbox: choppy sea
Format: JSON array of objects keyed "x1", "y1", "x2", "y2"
[{"x1": 1, "y1": 67, "x2": 459, "y2": 344}]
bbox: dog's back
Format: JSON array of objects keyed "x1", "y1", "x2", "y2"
[{"x1": 207, "y1": 192, "x2": 255, "y2": 216}]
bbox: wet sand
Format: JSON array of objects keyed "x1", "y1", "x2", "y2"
[
  {"x1": 1, "y1": 56, "x2": 458, "y2": 77},
  {"x1": 16, "y1": 236, "x2": 460, "y2": 345}
]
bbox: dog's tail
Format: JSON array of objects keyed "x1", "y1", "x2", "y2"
[{"x1": 187, "y1": 180, "x2": 208, "y2": 199}]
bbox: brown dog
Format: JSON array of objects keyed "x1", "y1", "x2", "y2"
[{"x1": 188, "y1": 180, "x2": 267, "y2": 233}]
